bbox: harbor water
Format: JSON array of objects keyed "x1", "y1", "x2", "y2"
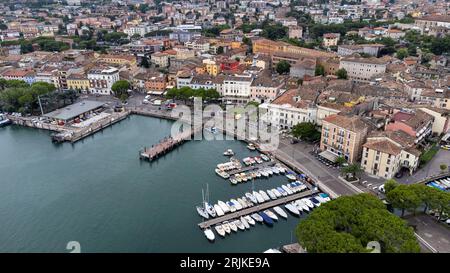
[{"x1": 0, "y1": 115, "x2": 308, "y2": 252}]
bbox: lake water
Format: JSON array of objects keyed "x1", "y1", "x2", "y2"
[{"x1": 0, "y1": 115, "x2": 307, "y2": 252}]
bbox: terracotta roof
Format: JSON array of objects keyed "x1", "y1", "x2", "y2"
[
  {"x1": 323, "y1": 114, "x2": 370, "y2": 133},
  {"x1": 364, "y1": 138, "x2": 402, "y2": 155}
]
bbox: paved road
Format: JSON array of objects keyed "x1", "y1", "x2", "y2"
[
  {"x1": 406, "y1": 214, "x2": 450, "y2": 253},
  {"x1": 277, "y1": 138, "x2": 364, "y2": 196}
]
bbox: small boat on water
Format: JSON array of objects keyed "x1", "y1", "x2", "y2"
[
  {"x1": 0, "y1": 114, "x2": 11, "y2": 127},
  {"x1": 249, "y1": 157, "x2": 256, "y2": 165},
  {"x1": 204, "y1": 228, "x2": 215, "y2": 241},
  {"x1": 310, "y1": 197, "x2": 321, "y2": 207},
  {"x1": 230, "y1": 178, "x2": 238, "y2": 185},
  {"x1": 247, "y1": 143, "x2": 257, "y2": 151},
  {"x1": 237, "y1": 198, "x2": 248, "y2": 209},
  {"x1": 250, "y1": 172, "x2": 257, "y2": 179},
  {"x1": 296, "y1": 200, "x2": 309, "y2": 212},
  {"x1": 265, "y1": 168, "x2": 273, "y2": 175},
  {"x1": 272, "y1": 189, "x2": 282, "y2": 198},
  {"x1": 259, "y1": 212, "x2": 274, "y2": 226},
  {"x1": 242, "y1": 196, "x2": 253, "y2": 207},
  {"x1": 319, "y1": 193, "x2": 331, "y2": 202},
  {"x1": 228, "y1": 221, "x2": 238, "y2": 232},
  {"x1": 273, "y1": 206, "x2": 288, "y2": 219},
  {"x1": 222, "y1": 221, "x2": 231, "y2": 234},
  {"x1": 234, "y1": 174, "x2": 242, "y2": 183},
  {"x1": 251, "y1": 213, "x2": 264, "y2": 223},
  {"x1": 264, "y1": 210, "x2": 278, "y2": 221},
  {"x1": 286, "y1": 174, "x2": 297, "y2": 181},
  {"x1": 223, "y1": 149, "x2": 234, "y2": 156},
  {"x1": 215, "y1": 168, "x2": 230, "y2": 179},
  {"x1": 285, "y1": 203, "x2": 300, "y2": 216},
  {"x1": 302, "y1": 198, "x2": 315, "y2": 209},
  {"x1": 282, "y1": 185, "x2": 293, "y2": 195},
  {"x1": 204, "y1": 202, "x2": 216, "y2": 218},
  {"x1": 266, "y1": 190, "x2": 277, "y2": 200},
  {"x1": 272, "y1": 167, "x2": 280, "y2": 174},
  {"x1": 245, "y1": 192, "x2": 258, "y2": 204},
  {"x1": 254, "y1": 157, "x2": 263, "y2": 164},
  {"x1": 260, "y1": 154, "x2": 270, "y2": 161},
  {"x1": 252, "y1": 191, "x2": 265, "y2": 203},
  {"x1": 277, "y1": 187, "x2": 288, "y2": 196},
  {"x1": 227, "y1": 201, "x2": 237, "y2": 212},
  {"x1": 215, "y1": 225, "x2": 226, "y2": 237},
  {"x1": 214, "y1": 204, "x2": 225, "y2": 216},
  {"x1": 196, "y1": 206, "x2": 209, "y2": 219},
  {"x1": 240, "y1": 216, "x2": 250, "y2": 229},
  {"x1": 230, "y1": 199, "x2": 242, "y2": 210},
  {"x1": 234, "y1": 219, "x2": 245, "y2": 231},
  {"x1": 277, "y1": 166, "x2": 286, "y2": 173},
  {"x1": 260, "y1": 170, "x2": 269, "y2": 177},
  {"x1": 244, "y1": 215, "x2": 256, "y2": 226},
  {"x1": 259, "y1": 190, "x2": 271, "y2": 201},
  {"x1": 218, "y1": 200, "x2": 230, "y2": 213},
  {"x1": 240, "y1": 173, "x2": 248, "y2": 182}
]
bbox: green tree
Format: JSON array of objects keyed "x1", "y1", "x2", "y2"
[
  {"x1": 396, "y1": 48, "x2": 409, "y2": 60},
  {"x1": 410, "y1": 184, "x2": 441, "y2": 213},
  {"x1": 386, "y1": 185, "x2": 421, "y2": 217},
  {"x1": 291, "y1": 122, "x2": 320, "y2": 141},
  {"x1": 276, "y1": 60, "x2": 291, "y2": 75},
  {"x1": 315, "y1": 64, "x2": 325, "y2": 76},
  {"x1": 336, "y1": 68, "x2": 348, "y2": 79},
  {"x1": 111, "y1": 80, "x2": 131, "y2": 101},
  {"x1": 340, "y1": 163, "x2": 363, "y2": 179},
  {"x1": 296, "y1": 194, "x2": 420, "y2": 253},
  {"x1": 335, "y1": 156, "x2": 347, "y2": 166},
  {"x1": 384, "y1": 179, "x2": 398, "y2": 195},
  {"x1": 140, "y1": 57, "x2": 150, "y2": 68},
  {"x1": 216, "y1": 46, "x2": 224, "y2": 54},
  {"x1": 439, "y1": 164, "x2": 447, "y2": 173}
]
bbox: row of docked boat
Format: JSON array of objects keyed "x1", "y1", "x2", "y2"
[
  {"x1": 229, "y1": 165, "x2": 287, "y2": 184},
  {"x1": 203, "y1": 193, "x2": 332, "y2": 241},
  {"x1": 196, "y1": 181, "x2": 309, "y2": 220},
  {"x1": 242, "y1": 154, "x2": 270, "y2": 166},
  {"x1": 427, "y1": 177, "x2": 450, "y2": 191},
  {"x1": 216, "y1": 158, "x2": 242, "y2": 172}
]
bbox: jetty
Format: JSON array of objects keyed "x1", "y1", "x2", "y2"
[
  {"x1": 227, "y1": 161, "x2": 276, "y2": 175},
  {"x1": 198, "y1": 189, "x2": 314, "y2": 229}
]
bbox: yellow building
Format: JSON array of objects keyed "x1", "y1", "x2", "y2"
[
  {"x1": 67, "y1": 74, "x2": 90, "y2": 92},
  {"x1": 202, "y1": 59, "x2": 221, "y2": 76},
  {"x1": 98, "y1": 54, "x2": 136, "y2": 66}
]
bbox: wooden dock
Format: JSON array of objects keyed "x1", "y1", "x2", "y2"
[
  {"x1": 198, "y1": 189, "x2": 314, "y2": 229},
  {"x1": 227, "y1": 161, "x2": 276, "y2": 175},
  {"x1": 139, "y1": 124, "x2": 202, "y2": 161}
]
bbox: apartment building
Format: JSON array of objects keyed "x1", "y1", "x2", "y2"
[
  {"x1": 361, "y1": 131, "x2": 420, "y2": 179},
  {"x1": 87, "y1": 67, "x2": 120, "y2": 95},
  {"x1": 320, "y1": 114, "x2": 371, "y2": 163},
  {"x1": 339, "y1": 57, "x2": 387, "y2": 83},
  {"x1": 385, "y1": 110, "x2": 434, "y2": 144}
]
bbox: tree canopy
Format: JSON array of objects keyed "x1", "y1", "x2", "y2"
[
  {"x1": 276, "y1": 60, "x2": 291, "y2": 75},
  {"x1": 111, "y1": 80, "x2": 131, "y2": 101},
  {"x1": 166, "y1": 87, "x2": 220, "y2": 102},
  {"x1": 296, "y1": 194, "x2": 420, "y2": 253},
  {"x1": 291, "y1": 122, "x2": 321, "y2": 141},
  {"x1": 336, "y1": 68, "x2": 348, "y2": 79}
]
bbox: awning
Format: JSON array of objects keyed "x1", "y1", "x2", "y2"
[{"x1": 319, "y1": 150, "x2": 338, "y2": 162}]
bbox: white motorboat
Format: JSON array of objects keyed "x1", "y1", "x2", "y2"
[
  {"x1": 0, "y1": 114, "x2": 11, "y2": 127},
  {"x1": 251, "y1": 213, "x2": 264, "y2": 223},
  {"x1": 228, "y1": 221, "x2": 238, "y2": 232},
  {"x1": 223, "y1": 149, "x2": 234, "y2": 156},
  {"x1": 222, "y1": 222, "x2": 231, "y2": 234},
  {"x1": 247, "y1": 143, "x2": 256, "y2": 150},
  {"x1": 315, "y1": 195, "x2": 327, "y2": 204},
  {"x1": 277, "y1": 187, "x2": 288, "y2": 196},
  {"x1": 214, "y1": 204, "x2": 224, "y2": 216},
  {"x1": 260, "y1": 154, "x2": 270, "y2": 161},
  {"x1": 240, "y1": 216, "x2": 250, "y2": 229},
  {"x1": 319, "y1": 193, "x2": 331, "y2": 202},
  {"x1": 234, "y1": 219, "x2": 245, "y2": 231},
  {"x1": 266, "y1": 168, "x2": 273, "y2": 175},
  {"x1": 272, "y1": 167, "x2": 280, "y2": 174},
  {"x1": 237, "y1": 198, "x2": 248, "y2": 209},
  {"x1": 273, "y1": 206, "x2": 288, "y2": 219},
  {"x1": 230, "y1": 178, "x2": 238, "y2": 185},
  {"x1": 204, "y1": 228, "x2": 215, "y2": 241},
  {"x1": 285, "y1": 203, "x2": 300, "y2": 216},
  {"x1": 215, "y1": 225, "x2": 226, "y2": 237},
  {"x1": 242, "y1": 196, "x2": 253, "y2": 207},
  {"x1": 259, "y1": 190, "x2": 271, "y2": 201},
  {"x1": 204, "y1": 202, "x2": 216, "y2": 218},
  {"x1": 254, "y1": 157, "x2": 263, "y2": 164},
  {"x1": 230, "y1": 199, "x2": 242, "y2": 210},
  {"x1": 244, "y1": 215, "x2": 256, "y2": 225},
  {"x1": 277, "y1": 166, "x2": 286, "y2": 174},
  {"x1": 215, "y1": 168, "x2": 229, "y2": 179},
  {"x1": 196, "y1": 206, "x2": 209, "y2": 219},
  {"x1": 302, "y1": 198, "x2": 315, "y2": 209},
  {"x1": 296, "y1": 200, "x2": 309, "y2": 212},
  {"x1": 282, "y1": 185, "x2": 293, "y2": 195},
  {"x1": 255, "y1": 171, "x2": 262, "y2": 178},
  {"x1": 271, "y1": 189, "x2": 282, "y2": 198},
  {"x1": 245, "y1": 192, "x2": 258, "y2": 204},
  {"x1": 227, "y1": 201, "x2": 237, "y2": 212},
  {"x1": 218, "y1": 200, "x2": 230, "y2": 213},
  {"x1": 286, "y1": 174, "x2": 296, "y2": 181},
  {"x1": 261, "y1": 170, "x2": 269, "y2": 177},
  {"x1": 264, "y1": 210, "x2": 278, "y2": 221},
  {"x1": 252, "y1": 191, "x2": 265, "y2": 203},
  {"x1": 266, "y1": 190, "x2": 277, "y2": 200}
]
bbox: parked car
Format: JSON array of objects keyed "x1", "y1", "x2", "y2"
[
  {"x1": 378, "y1": 184, "x2": 385, "y2": 193},
  {"x1": 441, "y1": 144, "x2": 450, "y2": 150},
  {"x1": 142, "y1": 99, "x2": 149, "y2": 104}
]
